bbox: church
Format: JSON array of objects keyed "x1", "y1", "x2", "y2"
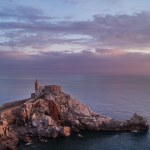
[{"x1": 31, "y1": 79, "x2": 62, "y2": 100}]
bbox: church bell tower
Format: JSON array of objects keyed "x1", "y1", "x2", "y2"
[{"x1": 35, "y1": 79, "x2": 40, "y2": 91}]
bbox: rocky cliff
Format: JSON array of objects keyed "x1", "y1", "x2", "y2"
[{"x1": 0, "y1": 85, "x2": 149, "y2": 150}]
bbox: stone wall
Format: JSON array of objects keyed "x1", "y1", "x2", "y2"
[{"x1": 50, "y1": 85, "x2": 62, "y2": 92}]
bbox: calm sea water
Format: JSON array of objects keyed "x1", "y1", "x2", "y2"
[{"x1": 0, "y1": 75, "x2": 150, "y2": 150}]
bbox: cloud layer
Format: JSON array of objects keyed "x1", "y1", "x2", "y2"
[
  {"x1": 1, "y1": 50, "x2": 150, "y2": 76},
  {"x1": 0, "y1": 5, "x2": 150, "y2": 53},
  {"x1": 0, "y1": 2, "x2": 150, "y2": 76}
]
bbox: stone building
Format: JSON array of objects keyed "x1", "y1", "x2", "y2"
[{"x1": 31, "y1": 79, "x2": 62, "y2": 100}]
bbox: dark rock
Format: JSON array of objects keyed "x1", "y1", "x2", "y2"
[
  {"x1": 77, "y1": 134, "x2": 83, "y2": 138},
  {"x1": 39, "y1": 138, "x2": 48, "y2": 143}
]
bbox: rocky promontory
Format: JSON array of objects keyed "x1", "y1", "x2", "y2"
[{"x1": 0, "y1": 80, "x2": 149, "y2": 149}]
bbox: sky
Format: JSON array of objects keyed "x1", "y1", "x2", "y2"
[{"x1": 0, "y1": 0, "x2": 150, "y2": 77}]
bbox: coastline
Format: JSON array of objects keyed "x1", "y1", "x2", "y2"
[{"x1": 0, "y1": 80, "x2": 149, "y2": 149}]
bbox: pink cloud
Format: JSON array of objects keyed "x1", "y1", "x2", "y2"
[{"x1": 0, "y1": 50, "x2": 150, "y2": 76}]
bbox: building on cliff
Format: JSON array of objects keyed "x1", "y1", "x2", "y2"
[{"x1": 31, "y1": 79, "x2": 62, "y2": 100}]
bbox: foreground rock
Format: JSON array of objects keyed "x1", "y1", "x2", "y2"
[{"x1": 0, "y1": 80, "x2": 149, "y2": 149}]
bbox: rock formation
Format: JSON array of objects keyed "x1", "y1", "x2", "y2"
[{"x1": 0, "y1": 81, "x2": 149, "y2": 149}]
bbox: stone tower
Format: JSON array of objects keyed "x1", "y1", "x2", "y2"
[{"x1": 35, "y1": 79, "x2": 40, "y2": 91}]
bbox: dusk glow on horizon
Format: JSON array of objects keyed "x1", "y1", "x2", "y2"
[{"x1": 1, "y1": 0, "x2": 150, "y2": 76}]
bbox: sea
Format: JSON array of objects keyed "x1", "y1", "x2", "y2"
[{"x1": 0, "y1": 75, "x2": 150, "y2": 150}]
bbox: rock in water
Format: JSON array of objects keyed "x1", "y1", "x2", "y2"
[
  {"x1": 77, "y1": 134, "x2": 83, "y2": 138},
  {"x1": 0, "y1": 83, "x2": 149, "y2": 149}
]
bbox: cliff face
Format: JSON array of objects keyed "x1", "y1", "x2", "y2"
[{"x1": 0, "y1": 85, "x2": 149, "y2": 149}]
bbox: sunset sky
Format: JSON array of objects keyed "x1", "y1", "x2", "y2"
[{"x1": 0, "y1": 0, "x2": 150, "y2": 77}]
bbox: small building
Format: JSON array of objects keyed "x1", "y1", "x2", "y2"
[{"x1": 31, "y1": 93, "x2": 35, "y2": 99}]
